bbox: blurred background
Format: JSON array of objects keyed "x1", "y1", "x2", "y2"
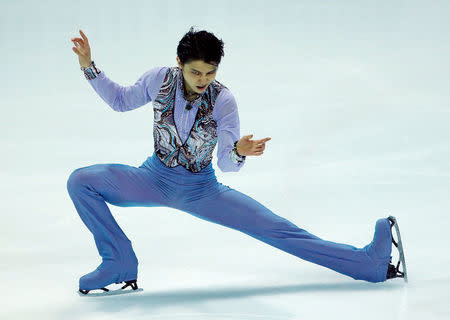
[{"x1": 1, "y1": 0, "x2": 449, "y2": 319}]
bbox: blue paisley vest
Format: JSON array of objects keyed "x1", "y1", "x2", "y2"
[{"x1": 152, "y1": 66, "x2": 228, "y2": 173}]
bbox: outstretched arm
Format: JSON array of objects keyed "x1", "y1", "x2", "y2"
[
  {"x1": 83, "y1": 65, "x2": 162, "y2": 112},
  {"x1": 71, "y1": 29, "x2": 163, "y2": 112}
]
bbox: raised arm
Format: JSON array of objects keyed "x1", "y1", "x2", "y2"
[
  {"x1": 71, "y1": 29, "x2": 163, "y2": 112},
  {"x1": 82, "y1": 64, "x2": 163, "y2": 112}
]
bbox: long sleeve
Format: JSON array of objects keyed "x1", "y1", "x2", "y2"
[
  {"x1": 214, "y1": 89, "x2": 246, "y2": 172},
  {"x1": 86, "y1": 65, "x2": 166, "y2": 112}
]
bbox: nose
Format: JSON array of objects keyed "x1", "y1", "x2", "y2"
[{"x1": 199, "y1": 75, "x2": 211, "y2": 85}]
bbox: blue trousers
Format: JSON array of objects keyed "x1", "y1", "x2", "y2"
[{"x1": 67, "y1": 153, "x2": 391, "y2": 289}]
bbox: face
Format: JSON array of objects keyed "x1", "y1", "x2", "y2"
[{"x1": 176, "y1": 57, "x2": 218, "y2": 95}]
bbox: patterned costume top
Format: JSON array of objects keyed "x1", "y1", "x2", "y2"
[{"x1": 153, "y1": 66, "x2": 228, "y2": 173}]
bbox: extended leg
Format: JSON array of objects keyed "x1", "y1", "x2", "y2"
[{"x1": 183, "y1": 187, "x2": 391, "y2": 283}]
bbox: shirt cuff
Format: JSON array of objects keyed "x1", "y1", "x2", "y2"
[
  {"x1": 81, "y1": 60, "x2": 101, "y2": 80},
  {"x1": 230, "y1": 140, "x2": 246, "y2": 164}
]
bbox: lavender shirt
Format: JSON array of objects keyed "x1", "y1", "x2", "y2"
[{"x1": 86, "y1": 66, "x2": 245, "y2": 172}]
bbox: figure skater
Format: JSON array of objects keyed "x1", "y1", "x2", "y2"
[{"x1": 68, "y1": 27, "x2": 407, "y2": 295}]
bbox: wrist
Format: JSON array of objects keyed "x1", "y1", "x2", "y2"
[
  {"x1": 232, "y1": 140, "x2": 246, "y2": 163},
  {"x1": 236, "y1": 146, "x2": 243, "y2": 157},
  {"x1": 80, "y1": 60, "x2": 93, "y2": 69}
]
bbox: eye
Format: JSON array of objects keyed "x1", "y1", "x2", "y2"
[{"x1": 191, "y1": 70, "x2": 216, "y2": 76}]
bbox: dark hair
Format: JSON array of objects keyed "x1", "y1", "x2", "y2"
[{"x1": 177, "y1": 26, "x2": 225, "y2": 66}]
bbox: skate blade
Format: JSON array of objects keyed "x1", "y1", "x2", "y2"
[
  {"x1": 388, "y1": 215, "x2": 408, "y2": 283},
  {"x1": 78, "y1": 288, "x2": 143, "y2": 297}
]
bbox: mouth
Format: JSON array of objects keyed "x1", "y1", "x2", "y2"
[{"x1": 196, "y1": 84, "x2": 207, "y2": 90}]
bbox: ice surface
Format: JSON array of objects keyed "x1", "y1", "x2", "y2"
[{"x1": 1, "y1": 0, "x2": 449, "y2": 319}]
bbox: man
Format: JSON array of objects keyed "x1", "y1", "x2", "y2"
[{"x1": 68, "y1": 27, "x2": 407, "y2": 295}]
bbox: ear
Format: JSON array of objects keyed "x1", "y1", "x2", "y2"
[{"x1": 176, "y1": 56, "x2": 183, "y2": 69}]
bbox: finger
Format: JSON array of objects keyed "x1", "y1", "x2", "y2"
[
  {"x1": 256, "y1": 137, "x2": 271, "y2": 143},
  {"x1": 72, "y1": 46, "x2": 84, "y2": 57},
  {"x1": 244, "y1": 134, "x2": 254, "y2": 140},
  {"x1": 72, "y1": 47, "x2": 80, "y2": 55},
  {"x1": 72, "y1": 38, "x2": 84, "y2": 47},
  {"x1": 71, "y1": 40, "x2": 81, "y2": 50},
  {"x1": 73, "y1": 41, "x2": 83, "y2": 52},
  {"x1": 254, "y1": 144, "x2": 264, "y2": 150},
  {"x1": 79, "y1": 29, "x2": 89, "y2": 43}
]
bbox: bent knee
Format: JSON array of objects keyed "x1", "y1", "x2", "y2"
[
  {"x1": 67, "y1": 165, "x2": 102, "y2": 192},
  {"x1": 67, "y1": 168, "x2": 87, "y2": 192}
]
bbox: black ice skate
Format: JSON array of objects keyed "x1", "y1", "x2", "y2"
[
  {"x1": 78, "y1": 280, "x2": 143, "y2": 297},
  {"x1": 386, "y1": 216, "x2": 408, "y2": 283}
]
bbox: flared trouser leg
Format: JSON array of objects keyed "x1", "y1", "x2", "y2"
[
  {"x1": 180, "y1": 187, "x2": 391, "y2": 283},
  {"x1": 67, "y1": 153, "x2": 391, "y2": 286},
  {"x1": 66, "y1": 163, "x2": 168, "y2": 289}
]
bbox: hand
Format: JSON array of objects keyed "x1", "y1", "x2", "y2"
[
  {"x1": 71, "y1": 29, "x2": 92, "y2": 68},
  {"x1": 236, "y1": 134, "x2": 271, "y2": 156}
]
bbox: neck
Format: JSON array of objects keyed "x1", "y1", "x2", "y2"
[{"x1": 182, "y1": 80, "x2": 198, "y2": 98}]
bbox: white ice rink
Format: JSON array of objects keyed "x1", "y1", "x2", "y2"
[{"x1": 1, "y1": 0, "x2": 449, "y2": 319}]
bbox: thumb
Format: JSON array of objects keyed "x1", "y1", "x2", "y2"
[{"x1": 244, "y1": 134, "x2": 253, "y2": 140}]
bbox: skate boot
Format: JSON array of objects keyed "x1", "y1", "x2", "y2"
[
  {"x1": 78, "y1": 260, "x2": 142, "y2": 296},
  {"x1": 365, "y1": 217, "x2": 393, "y2": 261},
  {"x1": 385, "y1": 216, "x2": 408, "y2": 282},
  {"x1": 361, "y1": 217, "x2": 392, "y2": 282}
]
